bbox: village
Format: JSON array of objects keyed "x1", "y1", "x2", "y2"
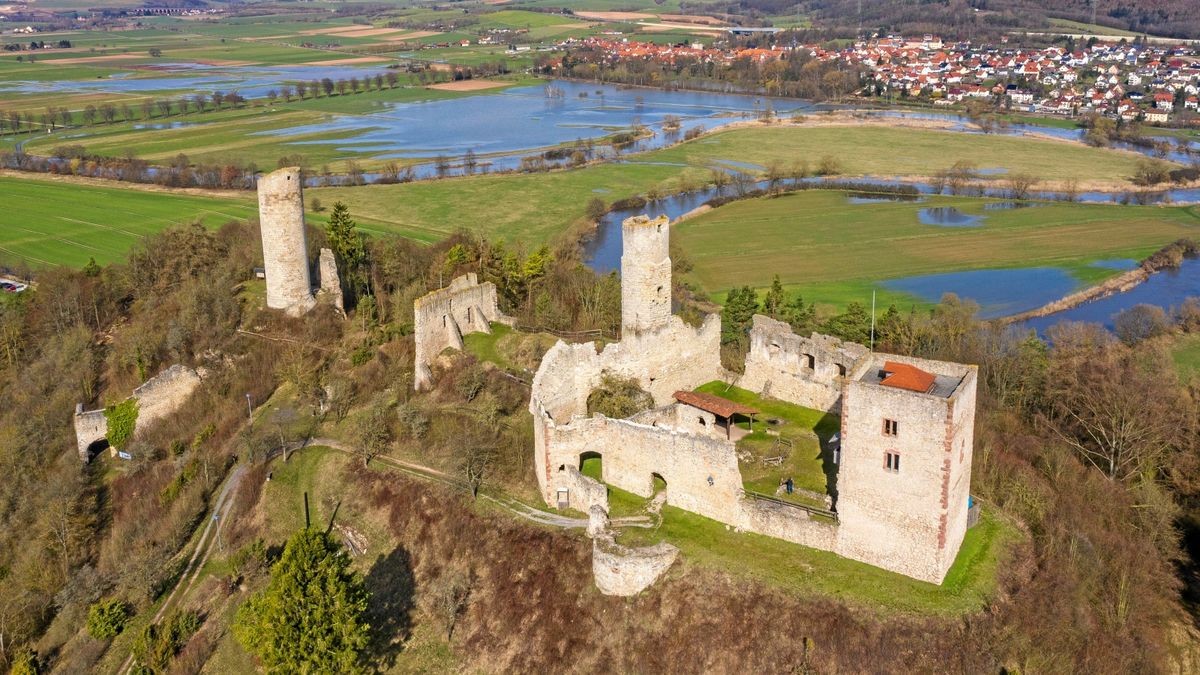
[{"x1": 554, "y1": 33, "x2": 1200, "y2": 124}]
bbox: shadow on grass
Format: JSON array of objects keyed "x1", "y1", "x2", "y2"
[{"x1": 365, "y1": 545, "x2": 416, "y2": 669}]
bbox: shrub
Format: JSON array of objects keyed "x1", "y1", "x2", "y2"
[
  {"x1": 87, "y1": 598, "x2": 130, "y2": 640},
  {"x1": 104, "y1": 398, "x2": 139, "y2": 450},
  {"x1": 586, "y1": 374, "x2": 653, "y2": 419}
]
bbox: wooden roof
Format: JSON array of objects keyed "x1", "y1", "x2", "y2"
[{"x1": 673, "y1": 390, "x2": 759, "y2": 418}]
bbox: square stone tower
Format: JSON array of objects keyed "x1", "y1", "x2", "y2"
[
  {"x1": 620, "y1": 214, "x2": 672, "y2": 335},
  {"x1": 835, "y1": 355, "x2": 977, "y2": 584},
  {"x1": 257, "y1": 167, "x2": 314, "y2": 316}
]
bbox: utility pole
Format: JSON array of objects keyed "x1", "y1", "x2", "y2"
[
  {"x1": 870, "y1": 289, "x2": 876, "y2": 351},
  {"x1": 245, "y1": 393, "x2": 253, "y2": 425}
]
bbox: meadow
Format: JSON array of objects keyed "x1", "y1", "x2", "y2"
[
  {"x1": 672, "y1": 190, "x2": 1200, "y2": 306},
  {"x1": 0, "y1": 175, "x2": 256, "y2": 268}
]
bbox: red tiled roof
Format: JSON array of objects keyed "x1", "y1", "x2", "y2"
[
  {"x1": 880, "y1": 361, "x2": 936, "y2": 393},
  {"x1": 673, "y1": 391, "x2": 759, "y2": 418}
]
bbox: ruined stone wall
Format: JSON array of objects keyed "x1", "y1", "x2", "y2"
[
  {"x1": 739, "y1": 315, "x2": 870, "y2": 413},
  {"x1": 413, "y1": 273, "x2": 513, "y2": 390},
  {"x1": 739, "y1": 498, "x2": 839, "y2": 551},
  {"x1": 620, "y1": 215, "x2": 672, "y2": 335},
  {"x1": 559, "y1": 465, "x2": 608, "y2": 514},
  {"x1": 257, "y1": 167, "x2": 314, "y2": 316},
  {"x1": 132, "y1": 364, "x2": 203, "y2": 429},
  {"x1": 592, "y1": 535, "x2": 679, "y2": 596},
  {"x1": 835, "y1": 357, "x2": 976, "y2": 584},
  {"x1": 73, "y1": 406, "x2": 108, "y2": 460},
  {"x1": 533, "y1": 410, "x2": 745, "y2": 525},
  {"x1": 317, "y1": 247, "x2": 343, "y2": 312},
  {"x1": 74, "y1": 364, "x2": 203, "y2": 461}
]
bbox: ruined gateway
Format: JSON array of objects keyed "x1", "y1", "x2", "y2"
[{"x1": 529, "y1": 214, "x2": 978, "y2": 589}]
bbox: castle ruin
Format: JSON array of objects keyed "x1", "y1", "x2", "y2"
[
  {"x1": 412, "y1": 273, "x2": 515, "y2": 390},
  {"x1": 256, "y1": 167, "x2": 342, "y2": 316},
  {"x1": 74, "y1": 364, "x2": 204, "y2": 461},
  {"x1": 529, "y1": 214, "x2": 978, "y2": 587}
]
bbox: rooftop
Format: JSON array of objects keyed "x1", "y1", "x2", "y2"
[
  {"x1": 858, "y1": 359, "x2": 965, "y2": 398},
  {"x1": 674, "y1": 390, "x2": 759, "y2": 418}
]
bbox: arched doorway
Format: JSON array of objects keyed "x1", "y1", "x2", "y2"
[
  {"x1": 651, "y1": 471, "x2": 667, "y2": 495},
  {"x1": 579, "y1": 451, "x2": 603, "y2": 482},
  {"x1": 83, "y1": 438, "x2": 109, "y2": 462}
]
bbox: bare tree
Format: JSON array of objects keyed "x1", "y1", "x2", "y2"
[
  {"x1": 427, "y1": 569, "x2": 471, "y2": 640},
  {"x1": 1005, "y1": 172, "x2": 1039, "y2": 200},
  {"x1": 462, "y1": 149, "x2": 477, "y2": 175}
]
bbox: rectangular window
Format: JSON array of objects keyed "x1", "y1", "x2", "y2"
[
  {"x1": 885, "y1": 452, "x2": 901, "y2": 473},
  {"x1": 883, "y1": 419, "x2": 899, "y2": 436}
]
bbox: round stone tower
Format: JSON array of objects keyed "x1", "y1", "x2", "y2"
[
  {"x1": 257, "y1": 167, "x2": 314, "y2": 315},
  {"x1": 620, "y1": 214, "x2": 672, "y2": 335}
]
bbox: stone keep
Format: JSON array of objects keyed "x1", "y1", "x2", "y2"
[
  {"x1": 621, "y1": 214, "x2": 672, "y2": 335},
  {"x1": 257, "y1": 167, "x2": 315, "y2": 316},
  {"x1": 835, "y1": 355, "x2": 977, "y2": 583}
]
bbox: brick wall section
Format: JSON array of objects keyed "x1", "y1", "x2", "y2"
[{"x1": 257, "y1": 167, "x2": 315, "y2": 317}]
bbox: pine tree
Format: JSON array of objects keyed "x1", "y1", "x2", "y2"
[
  {"x1": 326, "y1": 201, "x2": 366, "y2": 294},
  {"x1": 762, "y1": 275, "x2": 786, "y2": 319},
  {"x1": 234, "y1": 528, "x2": 371, "y2": 674},
  {"x1": 721, "y1": 286, "x2": 759, "y2": 346},
  {"x1": 821, "y1": 301, "x2": 871, "y2": 344},
  {"x1": 783, "y1": 294, "x2": 817, "y2": 335}
]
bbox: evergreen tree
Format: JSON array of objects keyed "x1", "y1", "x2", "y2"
[
  {"x1": 762, "y1": 275, "x2": 786, "y2": 319},
  {"x1": 721, "y1": 286, "x2": 759, "y2": 346},
  {"x1": 234, "y1": 528, "x2": 371, "y2": 674},
  {"x1": 820, "y1": 301, "x2": 872, "y2": 344},
  {"x1": 783, "y1": 294, "x2": 817, "y2": 335},
  {"x1": 325, "y1": 201, "x2": 366, "y2": 294}
]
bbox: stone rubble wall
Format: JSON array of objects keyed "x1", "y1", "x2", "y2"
[
  {"x1": 257, "y1": 167, "x2": 315, "y2": 317},
  {"x1": 738, "y1": 315, "x2": 871, "y2": 413},
  {"x1": 739, "y1": 497, "x2": 839, "y2": 551},
  {"x1": 561, "y1": 465, "x2": 609, "y2": 514},
  {"x1": 413, "y1": 273, "x2": 514, "y2": 390},
  {"x1": 592, "y1": 535, "x2": 679, "y2": 596},
  {"x1": 73, "y1": 406, "x2": 108, "y2": 460}
]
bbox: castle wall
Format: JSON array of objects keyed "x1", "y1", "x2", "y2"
[
  {"x1": 257, "y1": 167, "x2": 314, "y2": 316},
  {"x1": 739, "y1": 315, "x2": 870, "y2": 413},
  {"x1": 73, "y1": 407, "x2": 108, "y2": 460},
  {"x1": 412, "y1": 273, "x2": 513, "y2": 390}
]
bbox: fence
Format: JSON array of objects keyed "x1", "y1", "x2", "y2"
[
  {"x1": 512, "y1": 323, "x2": 618, "y2": 341},
  {"x1": 745, "y1": 489, "x2": 839, "y2": 522}
]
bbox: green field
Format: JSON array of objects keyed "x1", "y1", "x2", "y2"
[
  {"x1": 1172, "y1": 334, "x2": 1200, "y2": 381},
  {"x1": 672, "y1": 191, "x2": 1200, "y2": 306},
  {"x1": 0, "y1": 176, "x2": 256, "y2": 268},
  {"x1": 653, "y1": 123, "x2": 1155, "y2": 184}
]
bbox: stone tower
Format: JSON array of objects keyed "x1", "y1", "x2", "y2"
[
  {"x1": 257, "y1": 167, "x2": 314, "y2": 316},
  {"x1": 834, "y1": 355, "x2": 977, "y2": 584},
  {"x1": 620, "y1": 214, "x2": 672, "y2": 335}
]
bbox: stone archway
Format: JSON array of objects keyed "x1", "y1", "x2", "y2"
[
  {"x1": 579, "y1": 451, "x2": 603, "y2": 482},
  {"x1": 651, "y1": 471, "x2": 667, "y2": 495}
]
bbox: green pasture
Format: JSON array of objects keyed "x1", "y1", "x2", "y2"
[
  {"x1": 0, "y1": 176, "x2": 256, "y2": 268},
  {"x1": 672, "y1": 191, "x2": 1200, "y2": 304},
  {"x1": 1172, "y1": 334, "x2": 1200, "y2": 381},
  {"x1": 654, "y1": 123, "x2": 1159, "y2": 184}
]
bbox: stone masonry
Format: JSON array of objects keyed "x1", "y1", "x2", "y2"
[
  {"x1": 529, "y1": 212, "x2": 979, "y2": 586},
  {"x1": 413, "y1": 273, "x2": 515, "y2": 390},
  {"x1": 74, "y1": 364, "x2": 204, "y2": 461},
  {"x1": 258, "y1": 167, "x2": 316, "y2": 317}
]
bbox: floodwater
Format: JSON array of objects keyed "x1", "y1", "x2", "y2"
[
  {"x1": 883, "y1": 268, "x2": 1080, "y2": 319},
  {"x1": 918, "y1": 207, "x2": 984, "y2": 227},
  {"x1": 262, "y1": 80, "x2": 812, "y2": 166},
  {"x1": 1016, "y1": 257, "x2": 1200, "y2": 334}
]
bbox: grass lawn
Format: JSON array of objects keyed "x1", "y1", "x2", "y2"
[
  {"x1": 695, "y1": 381, "x2": 839, "y2": 498},
  {"x1": 581, "y1": 455, "x2": 655, "y2": 517},
  {"x1": 0, "y1": 175, "x2": 257, "y2": 268},
  {"x1": 618, "y1": 500, "x2": 1018, "y2": 615},
  {"x1": 1171, "y1": 333, "x2": 1200, "y2": 381},
  {"x1": 462, "y1": 323, "x2": 515, "y2": 369},
  {"x1": 673, "y1": 190, "x2": 1200, "y2": 303}
]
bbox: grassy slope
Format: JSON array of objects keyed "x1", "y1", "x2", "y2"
[
  {"x1": 0, "y1": 176, "x2": 257, "y2": 267},
  {"x1": 672, "y1": 191, "x2": 1200, "y2": 301},
  {"x1": 1171, "y1": 333, "x2": 1200, "y2": 381}
]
